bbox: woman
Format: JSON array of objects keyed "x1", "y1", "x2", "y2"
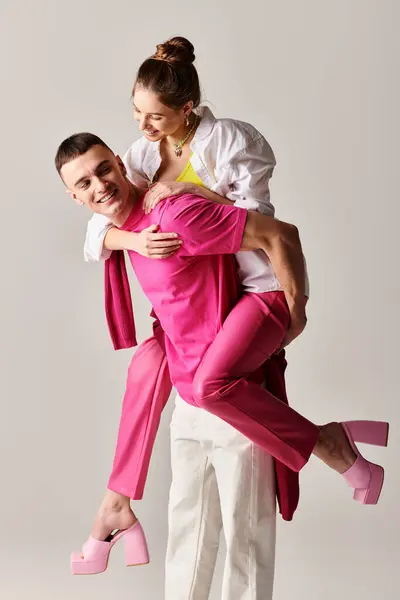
[
  {"x1": 71, "y1": 37, "x2": 388, "y2": 575},
  {"x1": 84, "y1": 38, "x2": 307, "y2": 343}
]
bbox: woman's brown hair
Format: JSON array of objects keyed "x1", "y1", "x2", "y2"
[{"x1": 133, "y1": 36, "x2": 201, "y2": 110}]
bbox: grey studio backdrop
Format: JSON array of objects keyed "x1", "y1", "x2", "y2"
[{"x1": 0, "y1": 1, "x2": 399, "y2": 599}]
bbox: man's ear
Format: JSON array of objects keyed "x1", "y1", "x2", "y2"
[
  {"x1": 66, "y1": 189, "x2": 84, "y2": 206},
  {"x1": 116, "y1": 155, "x2": 127, "y2": 177}
]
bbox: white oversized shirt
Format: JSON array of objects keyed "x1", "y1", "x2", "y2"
[{"x1": 84, "y1": 106, "x2": 308, "y2": 294}]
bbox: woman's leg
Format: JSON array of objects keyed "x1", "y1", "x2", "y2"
[
  {"x1": 192, "y1": 291, "x2": 358, "y2": 476},
  {"x1": 91, "y1": 334, "x2": 172, "y2": 540},
  {"x1": 192, "y1": 291, "x2": 319, "y2": 472},
  {"x1": 108, "y1": 335, "x2": 172, "y2": 498}
]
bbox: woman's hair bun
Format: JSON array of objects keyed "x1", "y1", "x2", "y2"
[{"x1": 153, "y1": 36, "x2": 195, "y2": 64}]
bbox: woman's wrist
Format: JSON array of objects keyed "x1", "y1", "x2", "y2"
[
  {"x1": 186, "y1": 183, "x2": 202, "y2": 196},
  {"x1": 124, "y1": 231, "x2": 140, "y2": 252},
  {"x1": 104, "y1": 228, "x2": 139, "y2": 252}
]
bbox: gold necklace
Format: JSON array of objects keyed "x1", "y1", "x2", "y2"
[{"x1": 172, "y1": 115, "x2": 199, "y2": 157}]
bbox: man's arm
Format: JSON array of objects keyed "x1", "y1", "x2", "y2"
[
  {"x1": 241, "y1": 211, "x2": 307, "y2": 347},
  {"x1": 159, "y1": 196, "x2": 307, "y2": 347}
]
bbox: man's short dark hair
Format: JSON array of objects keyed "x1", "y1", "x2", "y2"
[{"x1": 54, "y1": 133, "x2": 112, "y2": 176}]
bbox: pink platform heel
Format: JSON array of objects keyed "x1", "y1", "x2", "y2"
[
  {"x1": 341, "y1": 420, "x2": 389, "y2": 505},
  {"x1": 71, "y1": 521, "x2": 149, "y2": 575}
]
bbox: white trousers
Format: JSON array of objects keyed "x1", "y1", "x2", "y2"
[{"x1": 165, "y1": 395, "x2": 276, "y2": 600}]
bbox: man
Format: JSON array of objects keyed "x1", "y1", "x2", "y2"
[
  {"x1": 165, "y1": 357, "x2": 289, "y2": 600},
  {"x1": 56, "y1": 132, "x2": 310, "y2": 598}
]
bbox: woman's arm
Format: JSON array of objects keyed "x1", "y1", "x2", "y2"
[
  {"x1": 104, "y1": 225, "x2": 182, "y2": 258},
  {"x1": 85, "y1": 206, "x2": 183, "y2": 261},
  {"x1": 195, "y1": 186, "x2": 234, "y2": 206},
  {"x1": 84, "y1": 213, "x2": 113, "y2": 263},
  {"x1": 142, "y1": 181, "x2": 233, "y2": 214}
]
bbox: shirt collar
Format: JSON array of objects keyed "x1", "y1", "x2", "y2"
[{"x1": 192, "y1": 106, "x2": 216, "y2": 142}]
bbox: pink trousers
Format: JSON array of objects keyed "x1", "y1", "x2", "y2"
[{"x1": 108, "y1": 291, "x2": 319, "y2": 500}]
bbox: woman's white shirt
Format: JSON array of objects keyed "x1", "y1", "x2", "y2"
[{"x1": 84, "y1": 107, "x2": 308, "y2": 294}]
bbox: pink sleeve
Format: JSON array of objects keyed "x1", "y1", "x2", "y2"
[{"x1": 156, "y1": 194, "x2": 247, "y2": 256}]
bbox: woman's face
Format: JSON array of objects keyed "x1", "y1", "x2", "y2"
[{"x1": 133, "y1": 86, "x2": 191, "y2": 142}]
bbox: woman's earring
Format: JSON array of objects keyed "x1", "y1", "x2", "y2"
[{"x1": 185, "y1": 114, "x2": 190, "y2": 127}]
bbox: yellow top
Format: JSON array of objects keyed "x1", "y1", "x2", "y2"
[{"x1": 176, "y1": 156, "x2": 205, "y2": 188}]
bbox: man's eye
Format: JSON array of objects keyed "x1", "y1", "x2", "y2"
[
  {"x1": 151, "y1": 116, "x2": 161, "y2": 121},
  {"x1": 99, "y1": 167, "x2": 111, "y2": 175},
  {"x1": 80, "y1": 181, "x2": 90, "y2": 189}
]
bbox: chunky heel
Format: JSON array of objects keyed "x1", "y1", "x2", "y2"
[
  {"x1": 343, "y1": 420, "x2": 389, "y2": 447},
  {"x1": 341, "y1": 422, "x2": 387, "y2": 505},
  {"x1": 124, "y1": 522, "x2": 150, "y2": 566},
  {"x1": 71, "y1": 520, "x2": 149, "y2": 575},
  {"x1": 353, "y1": 463, "x2": 384, "y2": 504}
]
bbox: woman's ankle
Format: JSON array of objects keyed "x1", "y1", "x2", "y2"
[
  {"x1": 313, "y1": 422, "x2": 356, "y2": 473},
  {"x1": 103, "y1": 489, "x2": 131, "y2": 512},
  {"x1": 91, "y1": 493, "x2": 137, "y2": 540}
]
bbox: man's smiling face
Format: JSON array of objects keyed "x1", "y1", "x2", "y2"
[{"x1": 61, "y1": 145, "x2": 131, "y2": 219}]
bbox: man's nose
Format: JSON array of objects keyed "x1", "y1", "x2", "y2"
[{"x1": 94, "y1": 176, "x2": 108, "y2": 193}]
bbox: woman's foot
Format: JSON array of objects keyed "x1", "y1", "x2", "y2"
[
  {"x1": 91, "y1": 489, "x2": 137, "y2": 541},
  {"x1": 313, "y1": 422, "x2": 357, "y2": 474}
]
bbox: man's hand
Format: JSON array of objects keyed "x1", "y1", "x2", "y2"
[
  {"x1": 279, "y1": 301, "x2": 307, "y2": 350},
  {"x1": 143, "y1": 181, "x2": 198, "y2": 214},
  {"x1": 240, "y1": 213, "x2": 307, "y2": 348}
]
